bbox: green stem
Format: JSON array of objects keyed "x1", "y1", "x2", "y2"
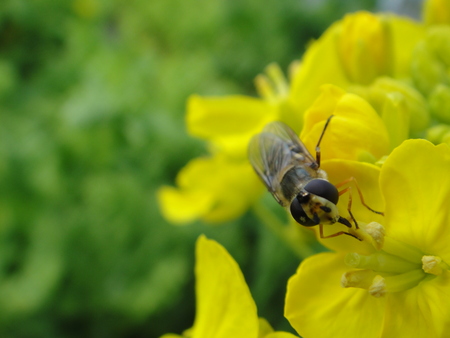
[{"x1": 251, "y1": 201, "x2": 315, "y2": 259}]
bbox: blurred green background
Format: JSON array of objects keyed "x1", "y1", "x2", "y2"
[{"x1": 0, "y1": 0, "x2": 380, "y2": 337}]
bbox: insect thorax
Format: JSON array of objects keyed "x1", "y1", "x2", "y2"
[{"x1": 280, "y1": 166, "x2": 317, "y2": 202}]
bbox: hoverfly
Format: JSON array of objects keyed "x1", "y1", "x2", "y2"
[{"x1": 248, "y1": 115, "x2": 381, "y2": 240}]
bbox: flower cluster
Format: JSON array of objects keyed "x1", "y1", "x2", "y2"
[
  {"x1": 160, "y1": 0, "x2": 450, "y2": 337},
  {"x1": 159, "y1": 1, "x2": 450, "y2": 225}
]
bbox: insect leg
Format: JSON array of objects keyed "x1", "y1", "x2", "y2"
[
  {"x1": 315, "y1": 115, "x2": 334, "y2": 168},
  {"x1": 319, "y1": 223, "x2": 361, "y2": 241},
  {"x1": 338, "y1": 186, "x2": 359, "y2": 229},
  {"x1": 336, "y1": 177, "x2": 384, "y2": 216}
]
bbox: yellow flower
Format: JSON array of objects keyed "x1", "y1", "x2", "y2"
[
  {"x1": 300, "y1": 84, "x2": 390, "y2": 163},
  {"x1": 160, "y1": 236, "x2": 298, "y2": 338},
  {"x1": 285, "y1": 139, "x2": 450, "y2": 337},
  {"x1": 423, "y1": 0, "x2": 450, "y2": 25},
  {"x1": 290, "y1": 11, "x2": 425, "y2": 123},
  {"x1": 161, "y1": 12, "x2": 430, "y2": 225},
  {"x1": 157, "y1": 153, "x2": 262, "y2": 224}
]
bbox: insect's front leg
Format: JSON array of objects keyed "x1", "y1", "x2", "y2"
[
  {"x1": 314, "y1": 115, "x2": 334, "y2": 168},
  {"x1": 335, "y1": 176, "x2": 384, "y2": 216},
  {"x1": 337, "y1": 186, "x2": 359, "y2": 229},
  {"x1": 318, "y1": 223, "x2": 361, "y2": 241}
]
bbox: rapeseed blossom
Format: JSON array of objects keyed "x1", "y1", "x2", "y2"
[
  {"x1": 160, "y1": 236, "x2": 298, "y2": 338},
  {"x1": 158, "y1": 9, "x2": 437, "y2": 225},
  {"x1": 161, "y1": 1, "x2": 450, "y2": 336},
  {"x1": 285, "y1": 140, "x2": 450, "y2": 337},
  {"x1": 299, "y1": 85, "x2": 390, "y2": 162},
  {"x1": 289, "y1": 11, "x2": 427, "y2": 132}
]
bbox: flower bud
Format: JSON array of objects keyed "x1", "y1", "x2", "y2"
[
  {"x1": 336, "y1": 12, "x2": 392, "y2": 85},
  {"x1": 423, "y1": 0, "x2": 450, "y2": 25},
  {"x1": 411, "y1": 27, "x2": 450, "y2": 96},
  {"x1": 410, "y1": 41, "x2": 446, "y2": 96},
  {"x1": 380, "y1": 92, "x2": 409, "y2": 150},
  {"x1": 429, "y1": 84, "x2": 450, "y2": 123},
  {"x1": 300, "y1": 85, "x2": 389, "y2": 162},
  {"x1": 427, "y1": 26, "x2": 450, "y2": 65},
  {"x1": 367, "y1": 77, "x2": 429, "y2": 134},
  {"x1": 426, "y1": 124, "x2": 450, "y2": 144}
]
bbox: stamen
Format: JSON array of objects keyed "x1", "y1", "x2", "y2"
[
  {"x1": 345, "y1": 251, "x2": 420, "y2": 273},
  {"x1": 422, "y1": 255, "x2": 445, "y2": 275},
  {"x1": 254, "y1": 74, "x2": 275, "y2": 101},
  {"x1": 341, "y1": 269, "x2": 377, "y2": 289},
  {"x1": 383, "y1": 269, "x2": 426, "y2": 293},
  {"x1": 365, "y1": 221, "x2": 385, "y2": 250},
  {"x1": 265, "y1": 63, "x2": 289, "y2": 96},
  {"x1": 368, "y1": 275, "x2": 386, "y2": 298},
  {"x1": 382, "y1": 236, "x2": 424, "y2": 263},
  {"x1": 288, "y1": 60, "x2": 300, "y2": 81}
]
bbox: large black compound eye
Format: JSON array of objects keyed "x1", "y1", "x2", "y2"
[
  {"x1": 304, "y1": 179, "x2": 339, "y2": 205},
  {"x1": 290, "y1": 196, "x2": 317, "y2": 227}
]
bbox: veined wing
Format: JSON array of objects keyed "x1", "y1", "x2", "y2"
[{"x1": 248, "y1": 121, "x2": 319, "y2": 206}]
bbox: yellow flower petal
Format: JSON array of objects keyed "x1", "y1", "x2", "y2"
[
  {"x1": 380, "y1": 139, "x2": 450, "y2": 262},
  {"x1": 383, "y1": 271, "x2": 450, "y2": 337},
  {"x1": 159, "y1": 335, "x2": 182, "y2": 338},
  {"x1": 192, "y1": 236, "x2": 259, "y2": 338},
  {"x1": 257, "y1": 318, "x2": 273, "y2": 338},
  {"x1": 157, "y1": 186, "x2": 213, "y2": 224},
  {"x1": 158, "y1": 155, "x2": 263, "y2": 224},
  {"x1": 300, "y1": 85, "x2": 390, "y2": 162},
  {"x1": 289, "y1": 22, "x2": 349, "y2": 115},
  {"x1": 187, "y1": 95, "x2": 275, "y2": 137},
  {"x1": 285, "y1": 252, "x2": 386, "y2": 338},
  {"x1": 208, "y1": 133, "x2": 259, "y2": 159},
  {"x1": 186, "y1": 95, "x2": 277, "y2": 157},
  {"x1": 314, "y1": 159, "x2": 384, "y2": 254}
]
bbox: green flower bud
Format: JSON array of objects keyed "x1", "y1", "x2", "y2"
[
  {"x1": 426, "y1": 124, "x2": 450, "y2": 144},
  {"x1": 410, "y1": 27, "x2": 450, "y2": 97},
  {"x1": 410, "y1": 40, "x2": 447, "y2": 96},
  {"x1": 367, "y1": 77, "x2": 430, "y2": 134},
  {"x1": 427, "y1": 26, "x2": 450, "y2": 65},
  {"x1": 381, "y1": 92, "x2": 409, "y2": 150},
  {"x1": 423, "y1": 0, "x2": 450, "y2": 25},
  {"x1": 429, "y1": 84, "x2": 450, "y2": 123}
]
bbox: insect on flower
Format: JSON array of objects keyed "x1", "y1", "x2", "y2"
[{"x1": 248, "y1": 116, "x2": 383, "y2": 240}]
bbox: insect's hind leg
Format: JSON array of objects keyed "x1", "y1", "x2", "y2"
[{"x1": 336, "y1": 177, "x2": 384, "y2": 216}]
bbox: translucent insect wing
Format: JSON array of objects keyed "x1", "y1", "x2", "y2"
[
  {"x1": 248, "y1": 121, "x2": 318, "y2": 206},
  {"x1": 262, "y1": 121, "x2": 317, "y2": 166}
]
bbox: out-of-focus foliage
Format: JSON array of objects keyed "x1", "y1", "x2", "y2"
[{"x1": 0, "y1": 0, "x2": 375, "y2": 337}]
